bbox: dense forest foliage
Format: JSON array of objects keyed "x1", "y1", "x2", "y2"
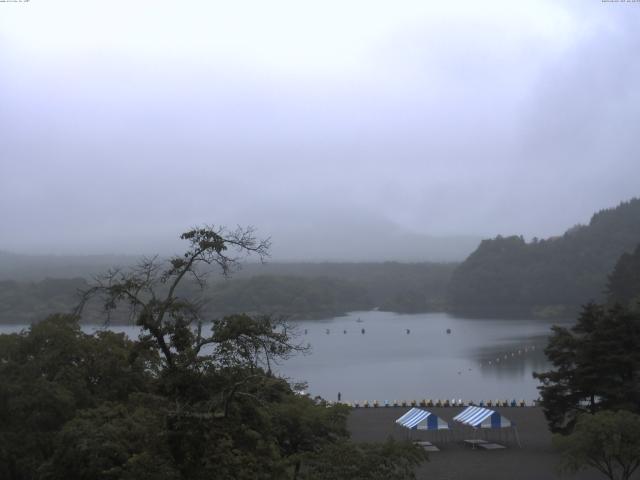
[
  {"x1": 0, "y1": 278, "x2": 88, "y2": 323},
  {"x1": 0, "y1": 314, "x2": 425, "y2": 480},
  {"x1": 448, "y1": 198, "x2": 640, "y2": 317},
  {"x1": 534, "y1": 302, "x2": 640, "y2": 434},
  {"x1": 607, "y1": 243, "x2": 640, "y2": 311},
  {"x1": 0, "y1": 227, "x2": 426, "y2": 479},
  {"x1": 0, "y1": 263, "x2": 455, "y2": 324},
  {"x1": 205, "y1": 275, "x2": 370, "y2": 319},
  {"x1": 536, "y1": 251, "x2": 640, "y2": 480},
  {"x1": 204, "y1": 262, "x2": 455, "y2": 317}
]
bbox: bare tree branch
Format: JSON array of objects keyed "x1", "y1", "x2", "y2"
[{"x1": 74, "y1": 225, "x2": 270, "y2": 371}]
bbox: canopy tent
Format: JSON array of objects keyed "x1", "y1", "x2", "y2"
[
  {"x1": 453, "y1": 406, "x2": 520, "y2": 447},
  {"x1": 395, "y1": 408, "x2": 449, "y2": 431},
  {"x1": 453, "y1": 406, "x2": 511, "y2": 429}
]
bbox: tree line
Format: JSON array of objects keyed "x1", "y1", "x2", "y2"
[
  {"x1": 0, "y1": 226, "x2": 426, "y2": 480},
  {"x1": 0, "y1": 263, "x2": 455, "y2": 325},
  {"x1": 448, "y1": 198, "x2": 640, "y2": 317},
  {"x1": 2, "y1": 198, "x2": 639, "y2": 324},
  {"x1": 534, "y1": 243, "x2": 640, "y2": 480}
]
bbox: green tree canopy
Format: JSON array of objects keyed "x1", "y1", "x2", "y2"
[
  {"x1": 534, "y1": 303, "x2": 640, "y2": 434},
  {"x1": 555, "y1": 410, "x2": 640, "y2": 480},
  {"x1": 448, "y1": 198, "x2": 640, "y2": 317},
  {"x1": 0, "y1": 314, "x2": 158, "y2": 479},
  {"x1": 607, "y1": 243, "x2": 640, "y2": 311},
  {"x1": 1, "y1": 226, "x2": 427, "y2": 479},
  {"x1": 299, "y1": 438, "x2": 427, "y2": 480}
]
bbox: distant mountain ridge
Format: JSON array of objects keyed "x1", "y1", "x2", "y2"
[
  {"x1": 0, "y1": 232, "x2": 480, "y2": 281},
  {"x1": 0, "y1": 262, "x2": 457, "y2": 324},
  {"x1": 0, "y1": 252, "x2": 138, "y2": 282},
  {"x1": 447, "y1": 198, "x2": 640, "y2": 317}
]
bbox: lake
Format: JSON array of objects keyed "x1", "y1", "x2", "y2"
[
  {"x1": 0, "y1": 311, "x2": 565, "y2": 404},
  {"x1": 273, "y1": 311, "x2": 561, "y2": 404}
]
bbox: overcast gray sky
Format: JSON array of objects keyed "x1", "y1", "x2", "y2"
[{"x1": 1, "y1": 0, "x2": 638, "y2": 260}]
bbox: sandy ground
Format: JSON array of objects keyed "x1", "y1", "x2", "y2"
[{"x1": 347, "y1": 406, "x2": 635, "y2": 480}]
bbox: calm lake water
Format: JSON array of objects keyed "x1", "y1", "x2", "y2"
[
  {"x1": 274, "y1": 311, "x2": 561, "y2": 403},
  {"x1": 0, "y1": 311, "x2": 565, "y2": 403}
]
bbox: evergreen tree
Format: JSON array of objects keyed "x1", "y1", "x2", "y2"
[
  {"x1": 449, "y1": 198, "x2": 640, "y2": 316},
  {"x1": 534, "y1": 303, "x2": 640, "y2": 434},
  {"x1": 607, "y1": 243, "x2": 640, "y2": 311}
]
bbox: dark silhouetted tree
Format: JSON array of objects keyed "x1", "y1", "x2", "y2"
[
  {"x1": 76, "y1": 225, "x2": 271, "y2": 370},
  {"x1": 555, "y1": 410, "x2": 640, "y2": 480},
  {"x1": 607, "y1": 243, "x2": 640, "y2": 311},
  {"x1": 534, "y1": 303, "x2": 640, "y2": 434}
]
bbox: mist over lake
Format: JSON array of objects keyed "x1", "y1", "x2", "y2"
[
  {"x1": 276, "y1": 311, "x2": 556, "y2": 403},
  {"x1": 1, "y1": 311, "x2": 558, "y2": 403},
  {"x1": 3, "y1": 2, "x2": 640, "y2": 478}
]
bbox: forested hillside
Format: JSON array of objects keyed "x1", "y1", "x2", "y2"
[
  {"x1": 0, "y1": 252, "x2": 137, "y2": 281},
  {"x1": 202, "y1": 275, "x2": 371, "y2": 319},
  {"x1": 0, "y1": 263, "x2": 456, "y2": 324},
  {"x1": 0, "y1": 278, "x2": 88, "y2": 323},
  {"x1": 448, "y1": 198, "x2": 640, "y2": 317},
  {"x1": 607, "y1": 242, "x2": 640, "y2": 311}
]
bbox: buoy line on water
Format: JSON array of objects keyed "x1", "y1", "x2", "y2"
[
  {"x1": 482, "y1": 345, "x2": 539, "y2": 367},
  {"x1": 299, "y1": 328, "x2": 544, "y2": 372},
  {"x1": 321, "y1": 398, "x2": 534, "y2": 408},
  {"x1": 301, "y1": 327, "x2": 453, "y2": 335}
]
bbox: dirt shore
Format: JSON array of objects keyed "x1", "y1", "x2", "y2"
[{"x1": 347, "y1": 406, "x2": 626, "y2": 480}]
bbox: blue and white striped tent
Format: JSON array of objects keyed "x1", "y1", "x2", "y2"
[
  {"x1": 395, "y1": 408, "x2": 449, "y2": 430},
  {"x1": 453, "y1": 406, "x2": 512, "y2": 429}
]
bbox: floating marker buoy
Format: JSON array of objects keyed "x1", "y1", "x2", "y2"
[
  {"x1": 406, "y1": 329, "x2": 410, "y2": 334},
  {"x1": 446, "y1": 328, "x2": 451, "y2": 334},
  {"x1": 361, "y1": 328, "x2": 365, "y2": 334}
]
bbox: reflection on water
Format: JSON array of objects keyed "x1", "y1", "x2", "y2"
[
  {"x1": 274, "y1": 311, "x2": 569, "y2": 402},
  {"x1": 474, "y1": 335, "x2": 550, "y2": 381},
  {"x1": 0, "y1": 311, "x2": 571, "y2": 403}
]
